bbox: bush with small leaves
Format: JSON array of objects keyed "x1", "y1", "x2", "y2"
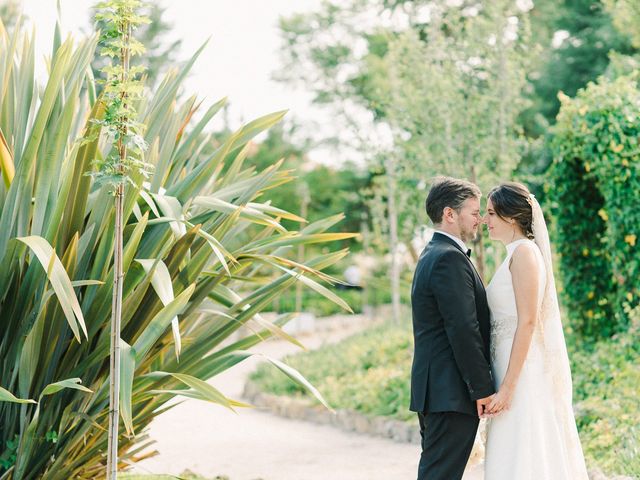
[{"x1": 550, "y1": 74, "x2": 640, "y2": 340}]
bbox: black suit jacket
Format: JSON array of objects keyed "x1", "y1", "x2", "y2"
[{"x1": 410, "y1": 233, "x2": 494, "y2": 416}]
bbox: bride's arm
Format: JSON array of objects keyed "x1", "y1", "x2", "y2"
[{"x1": 486, "y1": 243, "x2": 540, "y2": 415}]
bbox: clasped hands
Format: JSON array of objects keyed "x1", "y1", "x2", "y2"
[{"x1": 476, "y1": 385, "x2": 514, "y2": 418}]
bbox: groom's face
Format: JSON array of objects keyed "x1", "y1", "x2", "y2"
[{"x1": 456, "y1": 196, "x2": 482, "y2": 243}]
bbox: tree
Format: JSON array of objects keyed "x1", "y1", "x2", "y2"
[
  {"x1": 92, "y1": 1, "x2": 153, "y2": 477},
  {"x1": 551, "y1": 75, "x2": 640, "y2": 340},
  {"x1": 278, "y1": 0, "x2": 532, "y2": 302},
  {"x1": 91, "y1": 2, "x2": 183, "y2": 89},
  {"x1": 393, "y1": 1, "x2": 532, "y2": 264},
  {"x1": 0, "y1": 0, "x2": 20, "y2": 31},
  {"x1": 524, "y1": 0, "x2": 637, "y2": 131},
  {"x1": 604, "y1": 0, "x2": 640, "y2": 48}
]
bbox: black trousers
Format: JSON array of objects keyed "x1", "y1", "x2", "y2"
[{"x1": 417, "y1": 411, "x2": 479, "y2": 480}]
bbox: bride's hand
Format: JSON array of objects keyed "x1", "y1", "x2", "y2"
[{"x1": 486, "y1": 385, "x2": 514, "y2": 415}]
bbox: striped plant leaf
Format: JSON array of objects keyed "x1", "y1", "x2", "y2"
[
  {"x1": 17, "y1": 236, "x2": 89, "y2": 342},
  {"x1": 0, "y1": 22, "x2": 355, "y2": 479}
]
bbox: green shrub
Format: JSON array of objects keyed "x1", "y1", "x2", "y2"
[
  {"x1": 569, "y1": 308, "x2": 640, "y2": 477},
  {"x1": 551, "y1": 74, "x2": 640, "y2": 339},
  {"x1": 253, "y1": 319, "x2": 639, "y2": 477},
  {"x1": 250, "y1": 323, "x2": 414, "y2": 421}
]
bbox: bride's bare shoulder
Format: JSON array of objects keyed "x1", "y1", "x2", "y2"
[{"x1": 509, "y1": 241, "x2": 539, "y2": 272}]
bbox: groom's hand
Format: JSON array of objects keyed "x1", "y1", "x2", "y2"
[{"x1": 476, "y1": 395, "x2": 494, "y2": 417}]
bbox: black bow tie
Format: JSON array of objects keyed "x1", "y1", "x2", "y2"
[{"x1": 466, "y1": 248, "x2": 472, "y2": 258}]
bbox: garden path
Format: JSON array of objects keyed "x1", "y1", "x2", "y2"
[{"x1": 132, "y1": 314, "x2": 484, "y2": 480}]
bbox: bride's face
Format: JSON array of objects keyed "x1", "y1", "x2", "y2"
[{"x1": 484, "y1": 198, "x2": 513, "y2": 242}]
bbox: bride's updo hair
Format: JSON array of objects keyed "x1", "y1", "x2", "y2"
[{"x1": 487, "y1": 182, "x2": 535, "y2": 240}]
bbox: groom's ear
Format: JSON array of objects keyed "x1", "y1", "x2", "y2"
[{"x1": 442, "y1": 206, "x2": 456, "y2": 224}]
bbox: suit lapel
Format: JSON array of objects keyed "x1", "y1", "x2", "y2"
[
  {"x1": 431, "y1": 233, "x2": 485, "y2": 288},
  {"x1": 466, "y1": 254, "x2": 484, "y2": 288}
]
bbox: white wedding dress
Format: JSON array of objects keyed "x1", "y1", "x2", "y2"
[{"x1": 484, "y1": 238, "x2": 589, "y2": 479}]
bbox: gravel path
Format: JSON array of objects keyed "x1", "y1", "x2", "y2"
[{"x1": 131, "y1": 316, "x2": 484, "y2": 480}]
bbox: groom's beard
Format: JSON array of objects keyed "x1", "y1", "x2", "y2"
[{"x1": 460, "y1": 226, "x2": 478, "y2": 243}]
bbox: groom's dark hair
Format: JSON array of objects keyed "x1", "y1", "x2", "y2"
[{"x1": 426, "y1": 176, "x2": 481, "y2": 225}]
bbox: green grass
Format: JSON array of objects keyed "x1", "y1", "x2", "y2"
[{"x1": 250, "y1": 319, "x2": 640, "y2": 477}]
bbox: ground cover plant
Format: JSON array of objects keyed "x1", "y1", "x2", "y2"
[
  {"x1": 250, "y1": 317, "x2": 639, "y2": 477},
  {"x1": 250, "y1": 323, "x2": 414, "y2": 422}
]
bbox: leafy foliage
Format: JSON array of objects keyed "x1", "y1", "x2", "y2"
[
  {"x1": 524, "y1": 0, "x2": 637, "y2": 129},
  {"x1": 91, "y1": 2, "x2": 183, "y2": 88},
  {"x1": 0, "y1": 15, "x2": 354, "y2": 480},
  {"x1": 604, "y1": 0, "x2": 640, "y2": 49},
  {"x1": 383, "y1": 3, "x2": 531, "y2": 183},
  {"x1": 277, "y1": 1, "x2": 534, "y2": 293},
  {"x1": 92, "y1": 0, "x2": 153, "y2": 190},
  {"x1": 569, "y1": 308, "x2": 640, "y2": 477},
  {"x1": 251, "y1": 323, "x2": 414, "y2": 421},
  {"x1": 252, "y1": 319, "x2": 639, "y2": 477},
  {"x1": 550, "y1": 74, "x2": 640, "y2": 339},
  {"x1": 93, "y1": 2, "x2": 155, "y2": 476}
]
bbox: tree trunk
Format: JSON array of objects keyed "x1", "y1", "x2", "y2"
[
  {"x1": 361, "y1": 219, "x2": 371, "y2": 320},
  {"x1": 107, "y1": 22, "x2": 131, "y2": 480},
  {"x1": 106, "y1": 186, "x2": 124, "y2": 479},
  {"x1": 406, "y1": 240, "x2": 419, "y2": 264},
  {"x1": 386, "y1": 154, "x2": 401, "y2": 323},
  {"x1": 470, "y1": 165, "x2": 485, "y2": 282}
]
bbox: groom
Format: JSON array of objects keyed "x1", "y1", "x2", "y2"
[{"x1": 410, "y1": 176, "x2": 495, "y2": 480}]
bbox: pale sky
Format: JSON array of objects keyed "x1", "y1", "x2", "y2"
[{"x1": 19, "y1": 0, "x2": 345, "y2": 164}]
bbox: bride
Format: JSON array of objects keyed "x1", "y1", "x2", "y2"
[{"x1": 482, "y1": 182, "x2": 589, "y2": 479}]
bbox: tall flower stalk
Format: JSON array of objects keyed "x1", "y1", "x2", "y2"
[{"x1": 92, "y1": 1, "x2": 151, "y2": 478}]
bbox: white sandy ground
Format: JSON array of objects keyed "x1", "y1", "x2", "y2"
[{"x1": 131, "y1": 317, "x2": 484, "y2": 480}]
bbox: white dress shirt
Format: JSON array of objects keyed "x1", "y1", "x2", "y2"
[{"x1": 435, "y1": 230, "x2": 468, "y2": 254}]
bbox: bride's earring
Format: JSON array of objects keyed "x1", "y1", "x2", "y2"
[{"x1": 510, "y1": 220, "x2": 516, "y2": 242}]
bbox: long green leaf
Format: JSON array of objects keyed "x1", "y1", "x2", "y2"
[
  {"x1": 17, "y1": 236, "x2": 88, "y2": 341},
  {"x1": 0, "y1": 126, "x2": 14, "y2": 187},
  {"x1": 135, "y1": 258, "x2": 181, "y2": 359},
  {"x1": 0, "y1": 387, "x2": 36, "y2": 404},
  {"x1": 260, "y1": 354, "x2": 333, "y2": 412},
  {"x1": 40, "y1": 378, "x2": 92, "y2": 398},
  {"x1": 132, "y1": 283, "x2": 195, "y2": 363},
  {"x1": 148, "y1": 372, "x2": 234, "y2": 411},
  {"x1": 120, "y1": 339, "x2": 136, "y2": 435}
]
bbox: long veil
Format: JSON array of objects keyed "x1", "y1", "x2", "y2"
[{"x1": 529, "y1": 195, "x2": 574, "y2": 410}]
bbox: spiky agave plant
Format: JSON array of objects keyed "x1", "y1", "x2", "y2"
[{"x1": 0, "y1": 13, "x2": 354, "y2": 480}]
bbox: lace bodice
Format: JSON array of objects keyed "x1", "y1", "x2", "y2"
[{"x1": 486, "y1": 239, "x2": 546, "y2": 358}]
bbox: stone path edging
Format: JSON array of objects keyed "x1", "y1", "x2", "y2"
[
  {"x1": 243, "y1": 380, "x2": 421, "y2": 444},
  {"x1": 242, "y1": 381, "x2": 635, "y2": 480},
  {"x1": 242, "y1": 380, "x2": 488, "y2": 466}
]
